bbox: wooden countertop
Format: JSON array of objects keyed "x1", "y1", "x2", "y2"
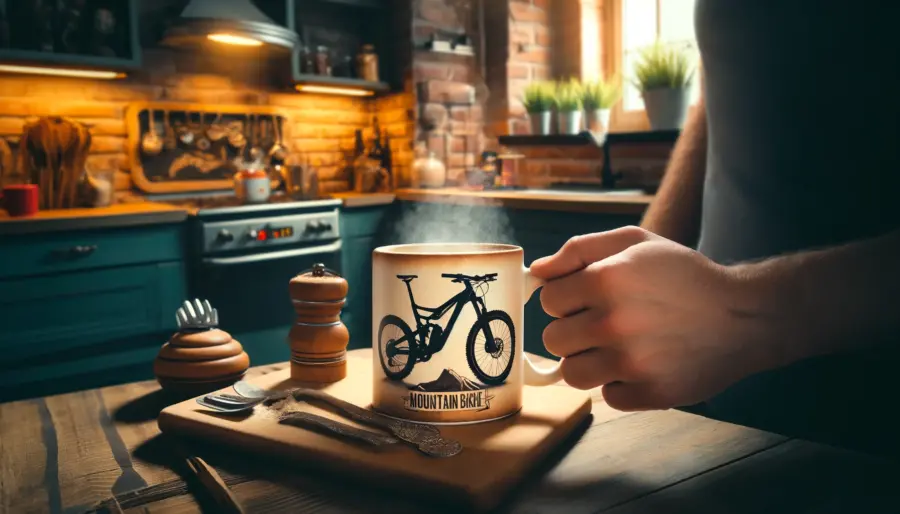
[
  {"x1": 0, "y1": 202, "x2": 189, "y2": 235},
  {"x1": 329, "y1": 191, "x2": 396, "y2": 208},
  {"x1": 395, "y1": 187, "x2": 654, "y2": 215},
  {"x1": 2, "y1": 349, "x2": 897, "y2": 513}
]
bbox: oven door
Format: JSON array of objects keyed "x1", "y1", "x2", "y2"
[{"x1": 191, "y1": 240, "x2": 342, "y2": 365}]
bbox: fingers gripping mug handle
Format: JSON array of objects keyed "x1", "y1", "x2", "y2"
[{"x1": 522, "y1": 267, "x2": 564, "y2": 386}]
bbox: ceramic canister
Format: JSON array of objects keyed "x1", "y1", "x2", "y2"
[{"x1": 371, "y1": 243, "x2": 564, "y2": 424}]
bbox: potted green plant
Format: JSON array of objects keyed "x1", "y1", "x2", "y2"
[
  {"x1": 581, "y1": 76, "x2": 621, "y2": 134},
  {"x1": 521, "y1": 81, "x2": 555, "y2": 135},
  {"x1": 554, "y1": 79, "x2": 584, "y2": 135},
  {"x1": 632, "y1": 41, "x2": 696, "y2": 130}
]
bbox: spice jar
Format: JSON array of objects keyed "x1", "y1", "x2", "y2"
[
  {"x1": 315, "y1": 46, "x2": 331, "y2": 76},
  {"x1": 300, "y1": 45, "x2": 316, "y2": 74},
  {"x1": 288, "y1": 264, "x2": 350, "y2": 383},
  {"x1": 357, "y1": 44, "x2": 379, "y2": 82}
]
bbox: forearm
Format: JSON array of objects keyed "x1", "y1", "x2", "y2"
[
  {"x1": 640, "y1": 97, "x2": 708, "y2": 247},
  {"x1": 727, "y1": 230, "x2": 900, "y2": 372}
]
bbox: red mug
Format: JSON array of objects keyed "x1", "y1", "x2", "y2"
[{"x1": 1, "y1": 184, "x2": 39, "y2": 217}]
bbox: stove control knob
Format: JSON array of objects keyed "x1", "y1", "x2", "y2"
[
  {"x1": 217, "y1": 229, "x2": 234, "y2": 243},
  {"x1": 319, "y1": 221, "x2": 333, "y2": 232},
  {"x1": 306, "y1": 221, "x2": 323, "y2": 233},
  {"x1": 248, "y1": 229, "x2": 259, "y2": 239}
]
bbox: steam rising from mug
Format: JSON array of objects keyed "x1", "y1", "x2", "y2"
[{"x1": 391, "y1": 200, "x2": 518, "y2": 246}]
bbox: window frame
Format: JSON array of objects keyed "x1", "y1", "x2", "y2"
[{"x1": 601, "y1": 0, "x2": 703, "y2": 133}]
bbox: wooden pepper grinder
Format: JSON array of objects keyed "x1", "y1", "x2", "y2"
[
  {"x1": 288, "y1": 264, "x2": 350, "y2": 383},
  {"x1": 154, "y1": 299, "x2": 250, "y2": 397}
]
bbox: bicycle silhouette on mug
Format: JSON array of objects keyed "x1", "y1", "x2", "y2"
[{"x1": 378, "y1": 273, "x2": 515, "y2": 386}]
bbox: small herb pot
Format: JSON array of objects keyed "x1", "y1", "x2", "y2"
[
  {"x1": 528, "y1": 111, "x2": 552, "y2": 135},
  {"x1": 557, "y1": 110, "x2": 583, "y2": 135}
]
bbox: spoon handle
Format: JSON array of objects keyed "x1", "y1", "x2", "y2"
[
  {"x1": 291, "y1": 389, "x2": 396, "y2": 431},
  {"x1": 279, "y1": 412, "x2": 399, "y2": 447}
]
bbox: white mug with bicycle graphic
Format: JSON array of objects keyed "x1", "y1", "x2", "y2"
[{"x1": 371, "y1": 243, "x2": 563, "y2": 424}]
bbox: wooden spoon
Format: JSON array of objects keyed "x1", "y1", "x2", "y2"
[
  {"x1": 163, "y1": 110, "x2": 176, "y2": 150},
  {"x1": 142, "y1": 109, "x2": 163, "y2": 157}
]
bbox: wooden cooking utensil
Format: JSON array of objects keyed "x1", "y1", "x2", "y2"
[
  {"x1": 70, "y1": 123, "x2": 92, "y2": 208},
  {"x1": 184, "y1": 454, "x2": 245, "y2": 514},
  {"x1": 0, "y1": 138, "x2": 13, "y2": 181},
  {"x1": 163, "y1": 110, "x2": 176, "y2": 150},
  {"x1": 269, "y1": 116, "x2": 288, "y2": 162},
  {"x1": 207, "y1": 112, "x2": 227, "y2": 142},
  {"x1": 141, "y1": 109, "x2": 163, "y2": 156},
  {"x1": 288, "y1": 264, "x2": 350, "y2": 383},
  {"x1": 196, "y1": 112, "x2": 211, "y2": 152}
]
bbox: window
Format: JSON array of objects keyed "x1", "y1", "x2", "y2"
[{"x1": 619, "y1": 0, "x2": 702, "y2": 113}]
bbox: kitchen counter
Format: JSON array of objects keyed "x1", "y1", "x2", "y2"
[
  {"x1": 0, "y1": 202, "x2": 189, "y2": 235},
  {"x1": 330, "y1": 191, "x2": 396, "y2": 208},
  {"x1": 395, "y1": 187, "x2": 654, "y2": 215}
]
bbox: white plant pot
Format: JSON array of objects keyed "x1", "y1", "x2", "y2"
[
  {"x1": 528, "y1": 111, "x2": 553, "y2": 135},
  {"x1": 585, "y1": 108, "x2": 611, "y2": 134},
  {"x1": 557, "y1": 110, "x2": 583, "y2": 135},
  {"x1": 641, "y1": 88, "x2": 690, "y2": 130}
]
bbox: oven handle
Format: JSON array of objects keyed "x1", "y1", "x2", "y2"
[{"x1": 201, "y1": 240, "x2": 342, "y2": 266}]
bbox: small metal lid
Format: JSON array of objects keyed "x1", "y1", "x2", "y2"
[{"x1": 290, "y1": 263, "x2": 348, "y2": 301}]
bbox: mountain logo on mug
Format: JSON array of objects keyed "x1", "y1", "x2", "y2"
[
  {"x1": 401, "y1": 369, "x2": 497, "y2": 412},
  {"x1": 377, "y1": 272, "x2": 516, "y2": 389}
]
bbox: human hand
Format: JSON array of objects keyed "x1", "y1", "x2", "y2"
[{"x1": 531, "y1": 226, "x2": 766, "y2": 411}]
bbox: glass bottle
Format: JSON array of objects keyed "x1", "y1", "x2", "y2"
[
  {"x1": 357, "y1": 44, "x2": 379, "y2": 82},
  {"x1": 315, "y1": 46, "x2": 331, "y2": 75}
]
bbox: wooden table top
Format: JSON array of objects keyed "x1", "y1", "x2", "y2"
[{"x1": 2, "y1": 349, "x2": 898, "y2": 514}]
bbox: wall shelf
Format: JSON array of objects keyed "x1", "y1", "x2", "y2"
[
  {"x1": 498, "y1": 130, "x2": 681, "y2": 189},
  {"x1": 0, "y1": 0, "x2": 142, "y2": 73},
  {"x1": 498, "y1": 129, "x2": 680, "y2": 148},
  {"x1": 294, "y1": 74, "x2": 391, "y2": 95}
]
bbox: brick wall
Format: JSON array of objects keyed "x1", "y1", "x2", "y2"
[
  {"x1": 411, "y1": 0, "x2": 487, "y2": 185},
  {"x1": 0, "y1": 49, "x2": 386, "y2": 196}
]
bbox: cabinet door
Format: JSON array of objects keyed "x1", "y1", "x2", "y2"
[
  {"x1": 0, "y1": 0, "x2": 141, "y2": 70},
  {"x1": 341, "y1": 234, "x2": 375, "y2": 349},
  {"x1": 0, "y1": 262, "x2": 186, "y2": 366}
]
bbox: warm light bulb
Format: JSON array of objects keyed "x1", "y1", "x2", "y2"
[
  {"x1": 295, "y1": 85, "x2": 374, "y2": 97},
  {"x1": 0, "y1": 64, "x2": 124, "y2": 79},
  {"x1": 208, "y1": 33, "x2": 263, "y2": 47}
]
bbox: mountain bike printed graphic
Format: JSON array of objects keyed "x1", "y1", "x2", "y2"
[{"x1": 377, "y1": 273, "x2": 515, "y2": 386}]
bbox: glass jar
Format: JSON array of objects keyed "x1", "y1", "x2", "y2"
[
  {"x1": 357, "y1": 44, "x2": 379, "y2": 82},
  {"x1": 300, "y1": 45, "x2": 316, "y2": 74},
  {"x1": 315, "y1": 46, "x2": 331, "y2": 76},
  {"x1": 413, "y1": 143, "x2": 446, "y2": 189}
]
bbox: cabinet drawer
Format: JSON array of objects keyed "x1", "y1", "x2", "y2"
[
  {"x1": 0, "y1": 262, "x2": 186, "y2": 365},
  {"x1": 0, "y1": 224, "x2": 183, "y2": 280}
]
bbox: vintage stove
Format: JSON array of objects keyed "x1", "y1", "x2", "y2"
[{"x1": 155, "y1": 192, "x2": 344, "y2": 366}]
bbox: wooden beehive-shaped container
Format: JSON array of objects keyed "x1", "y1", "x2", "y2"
[
  {"x1": 288, "y1": 264, "x2": 350, "y2": 383},
  {"x1": 154, "y1": 299, "x2": 250, "y2": 397}
]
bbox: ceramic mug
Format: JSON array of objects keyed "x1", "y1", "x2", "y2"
[
  {"x1": 1, "y1": 184, "x2": 39, "y2": 217},
  {"x1": 372, "y1": 243, "x2": 563, "y2": 424}
]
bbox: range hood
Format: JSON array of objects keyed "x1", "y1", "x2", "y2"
[{"x1": 162, "y1": 0, "x2": 299, "y2": 52}]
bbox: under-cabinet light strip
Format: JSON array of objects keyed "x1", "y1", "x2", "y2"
[
  {"x1": 295, "y1": 84, "x2": 374, "y2": 97},
  {"x1": 0, "y1": 64, "x2": 125, "y2": 80}
]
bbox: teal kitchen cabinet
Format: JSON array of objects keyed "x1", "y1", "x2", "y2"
[
  {"x1": 387, "y1": 200, "x2": 641, "y2": 358},
  {"x1": 0, "y1": 222, "x2": 186, "y2": 402},
  {"x1": 0, "y1": 0, "x2": 141, "y2": 73},
  {"x1": 340, "y1": 205, "x2": 390, "y2": 350}
]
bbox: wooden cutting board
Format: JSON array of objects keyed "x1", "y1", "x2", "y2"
[{"x1": 158, "y1": 352, "x2": 592, "y2": 512}]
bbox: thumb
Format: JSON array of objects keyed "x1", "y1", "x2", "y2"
[{"x1": 530, "y1": 226, "x2": 650, "y2": 280}]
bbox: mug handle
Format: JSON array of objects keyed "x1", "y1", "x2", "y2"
[{"x1": 522, "y1": 266, "x2": 564, "y2": 386}]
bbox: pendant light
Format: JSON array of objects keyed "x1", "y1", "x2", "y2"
[{"x1": 162, "y1": 0, "x2": 299, "y2": 52}]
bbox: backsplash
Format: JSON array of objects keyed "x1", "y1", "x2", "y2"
[{"x1": 0, "y1": 49, "x2": 413, "y2": 196}]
